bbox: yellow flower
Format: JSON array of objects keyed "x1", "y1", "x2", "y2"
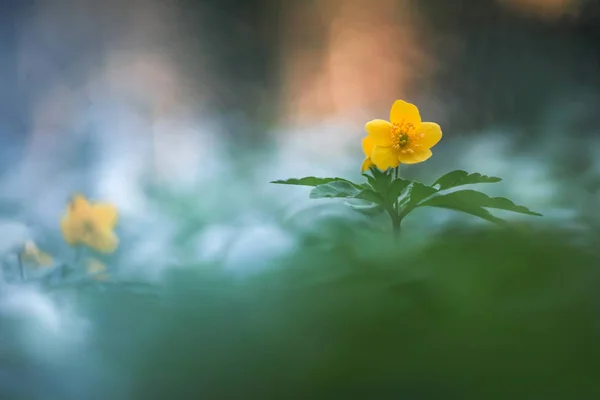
[
  {"x1": 86, "y1": 258, "x2": 108, "y2": 281},
  {"x1": 361, "y1": 137, "x2": 376, "y2": 172},
  {"x1": 20, "y1": 240, "x2": 53, "y2": 268},
  {"x1": 362, "y1": 100, "x2": 442, "y2": 170},
  {"x1": 60, "y1": 194, "x2": 119, "y2": 254}
]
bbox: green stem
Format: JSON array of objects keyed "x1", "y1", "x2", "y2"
[
  {"x1": 385, "y1": 204, "x2": 402, "y2": 237},
  {"x1": 392, "y1": 166, "x2": 401, "y2": 237},
  {"x1": 392, "y1": 216, "x2": 401, "y2": 236}
]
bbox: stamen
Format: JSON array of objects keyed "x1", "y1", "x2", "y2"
[{"x1": 390, "y1": 121, "x2": 417, "y2": 150}]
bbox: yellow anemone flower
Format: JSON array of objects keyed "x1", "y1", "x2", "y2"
[
  {"x1": 20, "y1": 240, "x2": 53, "y2": 268},
  {"x1": 362, "y1": 100, "x2": 442, "y2": 170},
  {"x1": 60, "y1": 194, "x2": 119, "y2": 254}
]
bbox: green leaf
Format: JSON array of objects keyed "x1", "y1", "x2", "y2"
[
  {"x1": 399, "y1": 182, "x2": 438, "y2": 217},
  {"x1": 309, "y1": 181, "x2": 363, "y2": 199},
  {"x1": 362, "y1": 173, "x2": 377, "y2": 190},
  {"x1": 433, "y1": 170, "x2": 501, "y2": 190},
  {"x1": 309, "y1": 184, "x2": 385, "y2": 218},
  {"x1": 365, "y1": 168, "x2": 392, "y2": 195},
  {"x1": 369, "y1": 168, "x2": 388, "y2": 180},
  {"x1": 424, "y1": 202, "x2": 506, "y2": 224},
  {"x1": 346, "y1": 200, "x2": 385, "y2": 217},
  {"x1": 271, "y1": 177, "x2": 364, "y2": 190},
  {"x1": 388, "y1": 179, "x2": 412, "y2": 200},
  {"x1": 355, "y1": 189, "x2": 385, "y2": 205},
  {"x1": 417, "y1": 189, "x2": 542, "y2": 223}
]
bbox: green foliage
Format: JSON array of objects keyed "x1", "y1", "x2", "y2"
[
  {"x1": 398, "y1": 181, "x2": 438, "y2": 215},
  {"x1": 345, "y1": 200, "x2": 384, "y2": 216},
  {"x1": 363, "y1": 168, "x2": 392, "y2": 194},
  {"x1": 271, "y1": 177, "x2": 365, "y2": 190},
  {"x1": 309, "y1": 180, "x2": 362, "y2": 199},
  {"x1": 432, "y1": 170, "x2": 501, "y2": 190},
  {"x1": 82, "y1": 226, "x2": 600, "y2": 399},
  {"x1": 387, "y1": 178, "x2": 412, "y2": 200},
  {"x1": 273, "y1": 169, "x2": 542, "y2": 229},
  {"x1": 418, "y1": 190, "x2": 542, "y2": 224}
]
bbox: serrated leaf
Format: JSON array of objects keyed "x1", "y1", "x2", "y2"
[
  {"x1": 365, "y1": 168, "x2": 392, "y2": 194},
  {"x1": 399, "y1": 182, "x2": 438, "y2": 217},
  {"x1": 388, "y1": 179, "x2": 412, "y2": 200},
  {"x1": 309, "y1": 181, "x2": 362, "y2": 199},
  {"x1": 271, "y1": 177, "x2": 364, "y2": 190},
  {"x1": 369, "y1": 168, "x2": 388, "y2": 180},
  {"x1": 417, "y1": 190, "x2": 542, "y2": 223},
  {"x1": 432, "y1": 170, "x2": 501, "y2": 190},
  {"x1": 355, "y1": 189, "x2": 385, "y2": 205},
  {"x1": 425, "y1": 202, "x2": 506, "y2": 224},
  {"x1": 362, "y1": 173, "x2": 377, "y2": 190},
  {"x1": 346, "y1": 200, "x2": 385, "y2": 216}
]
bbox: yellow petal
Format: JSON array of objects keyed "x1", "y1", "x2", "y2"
[
  {"x1": 397, "y1": 148, "x2": 433, "y2": 164},
  {"x1": 362, "y1": 136, "x2": 375, "y2": 157},
  {"x1": 36, "y1": 251, "x2": 53, "y2": 267},
  {"x1": 365, "y1": 119, "x2": 393, "y2": 147},
  {"x1": 61, "y1": 194, "x2": 93, "y2": 246},
  {"x1": 21, "y1": 241, "x2": 54, "y2": 267},
  {"x1": 60, "y1": 215, "x2": 79, "y2": 246},
  {"x1": 69, "y1": 194, "x2": 91, "y2": 213},
  {"x1": 390, "y1": 100, "x2": 421, "y2": 125},
  {"x1": 84, "y1": 230, "x2": 119, "y2": 254},
  {"x1": 86, "y1": 258, "x2": 106, "y2": 274},
  {"x1": 87, "y1": 259, "x2": 109, "y2": 281},
  {"x1": 20, "y1": 246, "x2": 38, "y2": 264},
  {"x1": 23, "y1": 240, "x2": 38, "y2": 254},
  {"x1": 92, "y1": 203, "x2": 118, "y2": 229},
  {"x1": 361, "y1": 157, "x2": 375, "y2": 172},
  {"x1": 371, "y1": 146, "x2": 400, "y2": 170},
  {"x1": 417, "y1": 122, "x2": 442, "y2": 149}
]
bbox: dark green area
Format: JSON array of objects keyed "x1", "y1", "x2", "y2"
[{"x1": 62, "y1": 224, "x2": 600, "y2": 399}]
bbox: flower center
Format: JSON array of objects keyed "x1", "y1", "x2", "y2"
[
  {"x1": 397, "y1": 133, "x2": 409, "y2": 147},
  {"x1": 82, "y1": 220, "x2": 96, "y2": 237},
  {"x1": 391, "y1": 121, "x2": 425, "y2": 154},
  {"x1": 391, "y1": 121, "x2": 417, "y2": 151}
]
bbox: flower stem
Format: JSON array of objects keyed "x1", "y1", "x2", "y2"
[
  {"x1": 392, "y1": 166, "x2": 401, "y2": 237},
  {"x1": 392, "y1": 217, "x2": 401, "y2": 236}
]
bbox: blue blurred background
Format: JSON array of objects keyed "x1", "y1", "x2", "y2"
[{"x1": 1, "y1": 0, "x2": 600, "y2": 398}]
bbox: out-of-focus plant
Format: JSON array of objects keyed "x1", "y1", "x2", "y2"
[
  {"x1": 60, "y1": 194, "x2": 119, "y2": 255},
  {"x1": 86, "y1": 258, "x2": 109, "y2": 281},
  {"x1": 6, "y1": 194, "x2": 119, "y2": 285},
  {"x1": 56, "y1": 194, "x2": 118, "y2": 281},
  {"x1": 15, "y1": 240, "x2": 54, "y2": 280},
  {"x1": 273, "y1": 99, "x2": 542, "y2": 234},
  {"x1": 20, "y1": 240, "x2": 53, "y2": 268}
]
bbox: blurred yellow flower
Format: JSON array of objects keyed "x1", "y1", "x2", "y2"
[
  {"x1": 86, "y1": 258, "x2": 108, "y2": 281},
  {"x1": 60, "y1": 194, "x2": 119, "y2": 254},
  {"x1": 362, "y1": 100, "x2": 442, "y2": 170},
  {"x1": 20, "y1": 240, "x2": 53, "y2": 268}
]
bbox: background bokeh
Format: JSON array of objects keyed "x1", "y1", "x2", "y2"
[{"x1": 1, "y1": 0, "x2": 600, "y2": 398}]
